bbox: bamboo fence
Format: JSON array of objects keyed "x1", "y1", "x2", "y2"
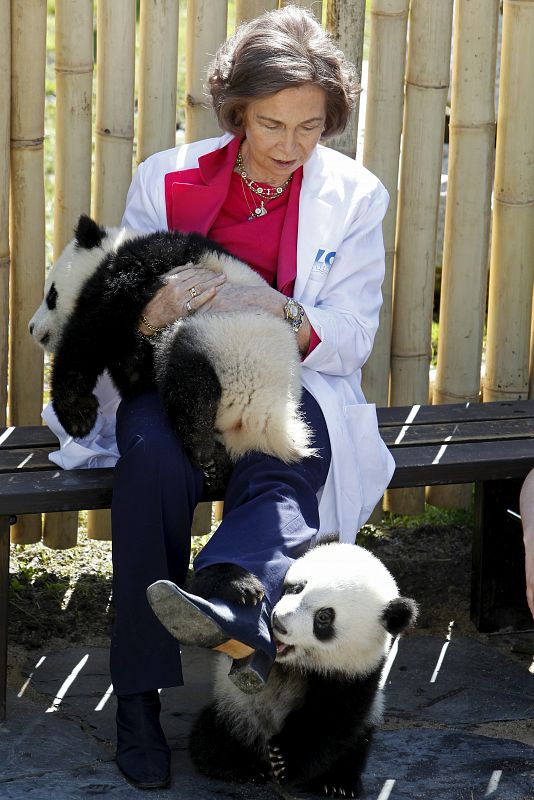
[
  {"x1": 185, "y1": 0, "x2": 228, "y2": 143},
  {"x1": 361, "y1": 0, "x2": 409, "y2": 409},
  {"x1": 137, "y1": 0, "x2": 180, "y2": 164},
  {"x1": 9, "y1": 0, "x2": 48, "y2": 545},
  {"x1": 484, "y1": 0, "x2": 534, "y2": 403},
  {"x1": 94, "y1": 0, "x2": 136, "y2": 226},
  {"x1": 43, "y1": 0, "x2": 95, "y2": 550},
  {"x1": 236, "y1": 0, "x2": 278, "y2": 25},
  {"x1": 0, "y1": 0, "x2": 10, "y2": 430},
  {"x1": 326, "y1": 0, "x2": 365, "y2": 159},
  {"x1": 4, "y1": 1, "x2": 534, "y2": 545},
  {"x1": 428, "y1": 0, "x2": 499, "y2": 509},
  {"x1": 387, "y1": 0, "x2": 454, "y2": 515}
]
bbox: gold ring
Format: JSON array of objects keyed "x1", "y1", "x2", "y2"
[
  {"x1": 185, "y1": 299, "x2": 194, "y2": 315},
  {"x1": 189, "y1": 286, "x2": 198, "y2": 298}
]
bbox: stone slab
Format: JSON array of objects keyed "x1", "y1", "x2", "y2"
[
  {"x1": 385, "y1": 635, "x2": 534, "y2": 725},
  {"x1": 2, "y1": 636, "x2": 533, "y2": 799}
]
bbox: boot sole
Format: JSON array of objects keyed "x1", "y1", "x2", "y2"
[{"x1": 146, "y1": 581, "x2": 254, "y2": 659}]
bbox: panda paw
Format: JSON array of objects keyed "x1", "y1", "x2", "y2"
[
  {"x1": 268, "y1": 743, "x2": 288, "y2": 784},
  {"x1": 322, "y1": 786, "x2": 358, "y2": 798},
  {"x1": 188, "y1": 564, "x2": 265, "y2": 606},
  {"x1": 54, "y1": 392, "x2": 99, "y2": 438}
]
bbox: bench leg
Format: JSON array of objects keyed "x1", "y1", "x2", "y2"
[
  {"x1": 0, "y1": 515, "x2": 9, "y2": 721},
  {"x1": 471, "y1": 478, "x2": 531, "y2": 632}
]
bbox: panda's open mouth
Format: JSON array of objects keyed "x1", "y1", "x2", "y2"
[{"x1": 274, "y1": 637, "x2": 294, "y2": 658}]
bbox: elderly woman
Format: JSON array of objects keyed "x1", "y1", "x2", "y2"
[{"x1": 105, "y1": 5, "x2": 395, "y2": 789}]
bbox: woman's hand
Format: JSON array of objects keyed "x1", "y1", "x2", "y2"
[
  {"x1": 203, "y1": 283, "x2": 311, "y2": 355},
  {"x1": 139, "y1": 266, "x2": 227, "y2": 335}
]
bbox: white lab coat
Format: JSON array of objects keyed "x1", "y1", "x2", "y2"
[{"x1": 46, "y1": 133, "x2": 395, "y2": 542}]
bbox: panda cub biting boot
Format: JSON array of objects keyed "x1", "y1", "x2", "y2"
[
  {"x1": 29, "y1": 214, "x2": 313, "y2": 488},
  {"x1": 189, "y1": 538, "x2": 418, "y2": 798}
]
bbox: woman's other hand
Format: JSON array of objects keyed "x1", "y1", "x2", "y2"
[
  {"x1": 203, "y1": 283, "x2": 311, "y2": 355},
  {"x1": 139, "y1": 266, "x2": 227, "y2": 335}
]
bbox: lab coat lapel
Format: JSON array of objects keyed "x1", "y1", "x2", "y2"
[{"x1": 294, "y1": 147, "x2": 343, "y2": 305}]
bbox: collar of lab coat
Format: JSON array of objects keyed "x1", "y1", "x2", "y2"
[{"x1": 164, "y1": 134, "x2": 338, "y2": 301}]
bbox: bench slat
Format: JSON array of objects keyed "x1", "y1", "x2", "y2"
[
  {"x1": 380, "y1": 417, "x2": 534, "y2": 447},
  {"x1": 0, "y1": 448, "x2": 58, "y2": 473},
  {"x1": 0, "y1": 426, "x2": 59, "y2": 450},
  {"x1": 377, "y1": 399, "x2": 534, "y2": 427},
  {"x1": 0, "y1": 469, "x2": 114, "y2": 515},
  {"x1": 389, "y1": 439, "x2": 534, "y2": 487}
]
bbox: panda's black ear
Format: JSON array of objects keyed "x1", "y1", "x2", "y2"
[
  {"x1": 381, "y1": 597, "x2": 418, "y2": 636},
  {"x1": 74, "y1": 214, "x2": 106, "y2": 249},
  {"x1": 311, "y1": 533, "x2": 340, "y2": 549}
]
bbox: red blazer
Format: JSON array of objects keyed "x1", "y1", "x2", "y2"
[{"x1": 163, "y1": 135, "x2": 300, "y2": 296}]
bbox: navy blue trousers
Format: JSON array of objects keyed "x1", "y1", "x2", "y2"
[{"x1": 110, "y1": 389, "x2": 331, "y2": 695}]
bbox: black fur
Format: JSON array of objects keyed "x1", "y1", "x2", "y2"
[
  {"x1": 50, "y1": 217, "x2": 237, "y2": 479},
  {"x1": 75, "y1": 214, "x2": 106, "y2": 250},
  {"x1": 382, "y1": 596, "x2": 418, "y2": 636},
  {"x1": 189, "y1": 705, "x2": 269, "y2": 785},
  {"x1": 188, "y1": 563, "x2": 265, "y2": 606},
  {"x1": 190, "y1": 663, "x2": 383, "y2": 797}
]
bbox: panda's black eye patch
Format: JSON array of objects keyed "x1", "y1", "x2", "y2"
[
  {"x1": 284, "y1": 582, "x2": 305, "y2": 595},
  {"x1": 46, "y1": 282, "x2": 58, "y2": 310},
  {"x1": 313, "y1": 607, "x2": 335, "y2": 641}
]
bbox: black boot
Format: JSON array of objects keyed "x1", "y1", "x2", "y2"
[{"x1": 116, "y1": 690, "x2": 171, "y2": 789}]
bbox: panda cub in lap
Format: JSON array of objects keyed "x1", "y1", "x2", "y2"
[
  {"x1": 190, "y1": 539, "x2": 418, "y2": 798},
  {"x1": 29, "y1": 214, "x2": 313, "y2": 490}
]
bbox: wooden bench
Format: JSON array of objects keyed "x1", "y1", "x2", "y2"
[{"x1": 2, "y1": 398, "x2": 534, "y2": 720}]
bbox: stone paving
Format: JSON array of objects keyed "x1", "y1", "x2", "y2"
[{"x1": 1, "y1": 633, "x2": 533, "y2": 799}]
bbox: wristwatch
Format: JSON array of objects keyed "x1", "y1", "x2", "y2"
[{"x1": 283, "y1": 298, "x2": 305, "y2": 333}]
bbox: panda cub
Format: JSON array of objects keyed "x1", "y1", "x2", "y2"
[
  {"x1": 189, "y1": 539, "x2": 418, "y2": 798},
  {"x1": 29, "y1": 214, "x2": 313, "y2": 487}
]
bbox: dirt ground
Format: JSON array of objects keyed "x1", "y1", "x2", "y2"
[
  {"x1": 7, "y1": 511, "x2": 534, "y2": 752},
  {"x1": 7, "y1": 511, "x2": 534, "y2": 668}
]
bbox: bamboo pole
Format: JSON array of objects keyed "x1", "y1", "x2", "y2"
[
  {"x1": 280, "y1": 0, "x2": 322, "y2": 22},
  {"x1": 94, "y1": 0, "x2": 136, "y2": 226},
  {"x1": 325, "y1": 0, "x2": 365, "y2": 159},
  {"x1": 53, "y1": 0, "x2": 93, "y2": 256},
  {"x1": 387, "y1": 0, "x2": 453, "y2": 515},
  {"x1": 192, "y1": 502, "x2": 212, "y2": 537},
  {"x1": 9, "y1": 0, "x2": 48, "y2": 544},
  {"x1": 91, "y1": 0, "x2": 136, "y2": 540},
  {"x1": 0, "y1": 0, "x2": 10, "y2": 427},
  {"x1": 485, "y1": 0, "x2": 534, "y2": 402},
  {"x1": 361, "y1": 0, "x2": 409, "y2": 409},
  {"x1": 235, "y1": 0, "x2": 278, "y2": 26},
  {"x1": 185, "y1": 0, "x2": 227, "y2": 143},
  {"x1": 428, "y1": 0, "x2": 499, "y2": 510},
  {"x1": 43, "y1": 0, "x2": 95, "y2": 550},
  {"x1": 137, "y1": 0, "x2": 180, "y2": 164},
  {"x1": 185, "y1": 0, "x2": 227, "y2": 527}
]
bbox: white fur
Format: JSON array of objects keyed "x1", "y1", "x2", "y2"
[
  {"x1": 272, "y1": 543, "x2": 399, "y2": 676},
  {"x1": 211, "y1": 543, "x2": 400, "y2": 753},
  {"x1": 157, "y1": 310, "x2": 314, "y2": 462},
  {"x1": 213, "y1": 656, "x2": 307, "y2": 754},
  {"x1": 28, "y1": 226, "x2": 137, "y2": 353},
  {"x1": 29, "y1": 222, "x2": 313, "y2": 463}
]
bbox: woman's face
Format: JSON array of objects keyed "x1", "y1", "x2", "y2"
[{"x1": 241, "y1": 84, "x2": 327, "y2": 186}]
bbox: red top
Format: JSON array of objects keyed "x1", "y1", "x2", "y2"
[{"x1": 164, "y1": 137, "x2": 320, "y2": 354}]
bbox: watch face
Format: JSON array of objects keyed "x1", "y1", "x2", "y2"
[{"x1": 288, "y1": 304, "x2": 299, "y2": 319}]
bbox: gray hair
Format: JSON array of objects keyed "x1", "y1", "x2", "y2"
[{"x1": 207, "y1": 5, "x2": 359, "y2": 139}]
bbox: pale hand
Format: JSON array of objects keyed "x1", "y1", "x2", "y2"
[
  {"x1": 140, "y1": 266, "x2": 227, "y2": 334},
  {"x1": 205, "y1": 283, "x2": 311, "y2": 355}
]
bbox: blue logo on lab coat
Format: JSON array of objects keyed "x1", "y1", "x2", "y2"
[{"x1": 312, "y1": 249, "x2": 336, "y2": 274}]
